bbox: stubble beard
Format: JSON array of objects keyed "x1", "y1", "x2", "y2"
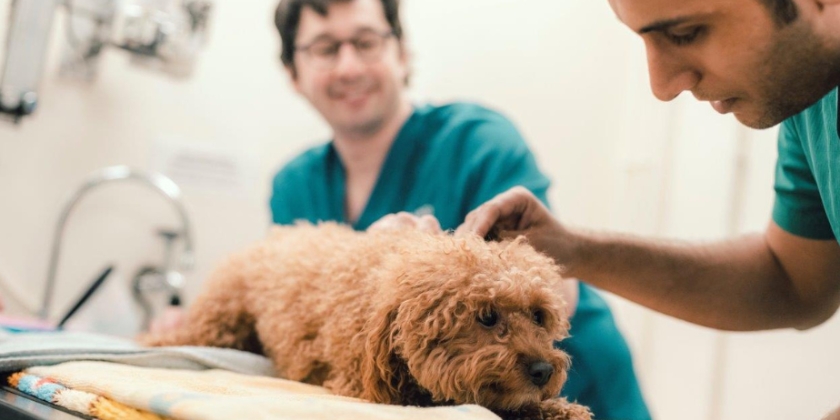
[{"x1": 745, "y1": 21, "x2": 840, "y2": 129}]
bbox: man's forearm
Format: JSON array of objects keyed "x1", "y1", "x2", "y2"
[{"x1": 547, "y1": 229, "x2": 800, "y2": 331}]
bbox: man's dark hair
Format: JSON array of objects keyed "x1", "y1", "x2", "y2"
[
  {"x1": 759, "y1": 0, "x2": 799, "y2": 25},
  {"x1": 274, "y1": 0, "x2": 403, "y2": 71}
]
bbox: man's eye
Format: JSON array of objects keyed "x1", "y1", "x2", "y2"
[
  {"x1": 310, "y1": 42, "x2": 339, "y2": 57},
  {"x1": 667, "y1": 27, "x2": 704, "y2": 46},
  {"x1": 354, "y1": 37, "x2": 378, "y2": 51}
]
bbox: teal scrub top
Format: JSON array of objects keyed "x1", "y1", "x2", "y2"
[
  {"x1": 773, "y1": 87, "x2": 840, "y2": 241},
  {"x1": 271, "y1": 102, "x2": 651, "y2": 420},
  {"x1": 271, "y1": 103, "x2": 551, "y2": 230}
]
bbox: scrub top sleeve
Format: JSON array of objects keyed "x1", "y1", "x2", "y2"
[
  {"x1": 270, "y1": 171, "x2": 298, "y2": 225},
  {"x1": 464, "y1": 118, "x2": 552, "y2": 212},
  {"x1": 772, "y1": 118, "x2": 834, "y2": 239}
]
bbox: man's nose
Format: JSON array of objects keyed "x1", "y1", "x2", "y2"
[
  {"x1": 333, "y1": 43, "x2": 365, "y2": 76},
  {"x1": 645, "y1": 44, "x2": 700, "y2": 102}
]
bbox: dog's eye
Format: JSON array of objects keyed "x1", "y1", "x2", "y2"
[
  {"x1": 532, "y1": 309, "x2": 545, "y2": 326},
  {"x1": 477, "y1": 310, "x2": 499, "y2": 328}
]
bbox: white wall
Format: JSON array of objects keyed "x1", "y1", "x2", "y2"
[{"x1": 0, "y1": 0, "x2": 837, "y2": 419}]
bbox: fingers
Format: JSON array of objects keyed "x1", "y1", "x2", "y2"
[
  {"x1": 456, "y1": 186, "x2": 537, "y2": 238},
  {"x1": 369, "y1": 212, "x2": 443, "y2": 233},
  {"x1": 368, "y1": 212, "x2": 411, "y2": 232},
  {"x1": 456, "y1": 201, "x2": 502, "y2": 239},
  {"x1": 417, "y1": 214, "x2": 442, "y2": 233}
]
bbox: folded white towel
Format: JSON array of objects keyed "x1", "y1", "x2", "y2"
[{"x1": 0, "y1": 330, "x2": 274, "y2": 376}]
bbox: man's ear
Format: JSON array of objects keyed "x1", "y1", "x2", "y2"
[
  {"x1": 397, "y1": 40, "x2": 410, "y2": 63},
  {"x1": 284, "y1": 63, "x2": 303, "y2": 94},
  {"x1": 397, "y1": 41, "x2": 412, "y2": 86}
]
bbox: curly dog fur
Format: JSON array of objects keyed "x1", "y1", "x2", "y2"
[{"x1": 142, "y1": 222, "x2": 591, "y2": 420}]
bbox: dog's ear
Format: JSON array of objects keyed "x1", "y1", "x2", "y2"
[{"x1": 360, "y1": 304, "x2": 403, "y2": 404}]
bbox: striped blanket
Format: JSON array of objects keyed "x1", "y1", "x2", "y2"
[{"x1": 10, "y1": 371, "x2": 164, "y2": 420}]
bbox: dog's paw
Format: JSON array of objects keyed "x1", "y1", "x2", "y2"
[
  {"x1": 537, "y1": 398, "x2": 592, "y2": 420},
  {"x1": 495, "y1": 398, "x2": 592, "y2": 420}
]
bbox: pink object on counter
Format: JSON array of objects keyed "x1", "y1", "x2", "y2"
[{"x1": 0, "y1": 315, "x2": 56, "y2": 332}]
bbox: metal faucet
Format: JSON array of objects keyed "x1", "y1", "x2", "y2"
[{"x1": 40, "y1": 165, "x2": 194, "y2": 320}]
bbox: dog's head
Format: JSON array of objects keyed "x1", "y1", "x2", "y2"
[{"x1": 361, "y1": 231, "x2": 571, "y2": 410}]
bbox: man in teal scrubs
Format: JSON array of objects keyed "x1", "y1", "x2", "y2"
[
  {"x1": 270, "y1": 0, "x2": 651, "y2": 418},
  {"x1": 458, "y1": 0, "x2": 840, "y2": 418}
]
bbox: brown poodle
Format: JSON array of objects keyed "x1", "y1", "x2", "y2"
[{"x1": 142, "y1": 222, "x2": 591, "y2": 420}]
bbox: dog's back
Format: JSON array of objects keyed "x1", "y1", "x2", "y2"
[{"x1": 141, "y1": 222, "x2": 422, "y2": 378}]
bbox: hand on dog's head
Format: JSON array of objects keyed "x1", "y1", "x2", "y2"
[{"x1": 361, "y1": 231, "x2": 570, "y2": 411}]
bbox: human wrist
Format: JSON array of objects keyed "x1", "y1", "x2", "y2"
[
  {"x1": 553, "y1": 224, "x2": 587, "y2": 278},
  {"x1": 525, "y1": 221, "x2": 583, "y2": 276}
]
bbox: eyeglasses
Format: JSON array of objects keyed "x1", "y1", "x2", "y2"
[{"x1": 294, "y1": 30, "x2": 395, "y2": 70}]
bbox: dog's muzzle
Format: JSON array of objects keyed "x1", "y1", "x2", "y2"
[{"x1": 527, "y1": 361, "x2": 554, "y2": 387}]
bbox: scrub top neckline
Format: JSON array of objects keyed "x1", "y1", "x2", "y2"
[{"x1": 326, "y1": 104, "x2": 428, "y2": 230}]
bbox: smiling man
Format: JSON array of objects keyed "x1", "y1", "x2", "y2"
[
  {"x1": 459, "y1": 0, "x2": 840, "y2": 416},
  {"x1": 268, "y1": 0, "x2": 652, "y2": 418}
]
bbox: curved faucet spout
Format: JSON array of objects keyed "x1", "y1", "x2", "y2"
[{"x1": 40, "y1": 165, "x2": 194, "y2": 320}]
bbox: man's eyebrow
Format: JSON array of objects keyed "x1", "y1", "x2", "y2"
[
  {"x1": 297, "y1": 33, "x2": 334, "y2": 47},
  {"x1": 298, "y1": 26, "x2": 385, "y2": 46},
  {"x1": 638, "y1": 17, "x2": 691, "y2": 34}
]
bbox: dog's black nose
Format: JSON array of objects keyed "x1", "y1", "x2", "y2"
[{"x1": 528, "y1": 361, "x2": 554, "y2": 387}]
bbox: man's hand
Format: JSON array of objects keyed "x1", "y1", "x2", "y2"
[
  {"x1": 821, "y1": 404, "x2": 840, "y2": 420},
  {"x1": 457, "y1": 186, "x2": 558, "y2": 237},
  {"x1": 369, "y1": 212, "x2": 442, "y2": 233},
  {"x1": 456, "y1": 187, "x2": 571, "y2": 259}
]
